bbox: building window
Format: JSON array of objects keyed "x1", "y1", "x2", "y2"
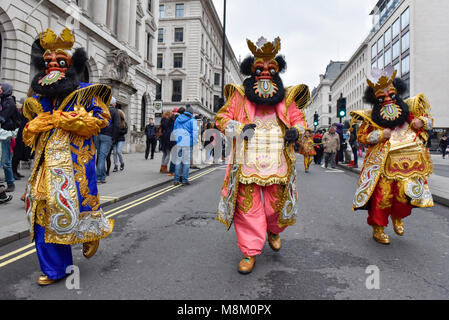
[
  {"x1": 201, "y1": 58, "x2": 204, "y2": 73},
  {"x1": 371, "y1": 43, "x2": 377, "y2": 59},
  {"x1": 157, "y1": 54, "x2": 163, "y2": 69},
  {"x1": 214, "y1": 73, "x2": 220, "y2": 86},
  {"x1": 172, "y1": 80, "x2": 182, "y2": 102},
  {"x1": 384, "y1": 48, "x2": 391, "y2": 66},
  {"x1": 401, "y1": 55, "x2": 410, "y2": 76},
  {"x1": 372, "y1": 60, "x2": 377, "y2": 70},
  {"x1": 392, "y1": 18, "x2": 400, "y2": 39},
  {"x1": 214, "y1": 95, "x2": 220, "y2": 110},
  {"x1": 176, "y1": 4, "x2": 184, "y2": 18},
  {"x1": 384, "y1": 27, "x2": 391, "y2": 45},
  {"x1": 329, "y1": 95, "x2": 332, "y2": 102},
  {"x1": 394, "y1": 62, "x2": 400, "y2": 75},
  {"x1": 158, "y1": 28, "x2": 164, "y2": 43},
  {"x1": 148, "y1": 0, "x2": 152, "y2": 12},
  {"x1": 378, "y1": 54, "x2": 384, "y2": 69},
  {"x1": 401, "y1": 31, "x2": 410, "y2": 53},
  {"x1": 141, "y1": 96, "x2": 147, "y2": 131},
  {"x1": 401, "y1": 7, "x2": 410, "y2": 30},
  {"x1": 328, "y1": 105, "x2": 332, "y2": 113},
  {"x1": 159, "y1": 5, "x2": 164, "y2": 18},
  {"x1": 174, "y1": 28, "x2": 184, "y2": 42},
  {"x1": 173, "y1": 53, "x2": 183, "y2": 68},
  {"x1": 392, "y1": 41, "x2": 400, "y2": 60},
  {"x1": 377, "y1": 38, "x2": 383, "y2": 54}
]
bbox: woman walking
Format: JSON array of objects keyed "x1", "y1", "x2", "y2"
[
  {"x1": 160, "y1": 110, "x2": 175, "y2": 173},
  {"x1": 113, "y1": 109, "x2": 127, "y2": 172}
]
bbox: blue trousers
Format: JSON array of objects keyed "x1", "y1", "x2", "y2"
[
  {"x1": 1, "y1": 140, "x2": 14, "y2": 186},
  {"x1": 35, "y1": 224, "x2": 73, "y2": 280},
  {"x1": 95, "y1": 134, "x2": 113, "y2": 181},
  {"x1": 174, "y1": 146, "x2": 191, "y2": 183}
]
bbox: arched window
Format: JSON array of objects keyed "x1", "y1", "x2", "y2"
[
  {"x1": 0, "y1": 32, "x2": 3, "y2": 75},
  {"x1": 141, "y1": 95, "x2": 147, "y2": 131}
]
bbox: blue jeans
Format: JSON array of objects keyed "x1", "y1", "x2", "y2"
[
  {"x1": 113, "y1": 141, "x2": 125, "y2": 167},
  {"x1": 95, "y1": 134, "x2": 113, "y2": 182},
  {"x1": 1, "y1": 140, "x2": 14, "y2": 186},
  {"x1": 174, "y1": 146, "x2": 191, "y2": 183}
]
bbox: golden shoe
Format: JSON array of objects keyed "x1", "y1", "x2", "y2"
[
  {"x1": 391, "y1": 217, "x2": 404, "y2": 236},
  {"x1": 372, "y1": 225, "x2": 390, "y2": 245},
  {"x1": 268, "y1": 232, "x2": 281, "y2": 251},
  {"x1": 238, "y1": 256, "x2": 256, "y2": 274},
  {"x1": 83, "y1": 240, "x2": 100, "y2": 259},
  {"x1": 37, "y1": 275, "x2": 57, "y2": 286}
]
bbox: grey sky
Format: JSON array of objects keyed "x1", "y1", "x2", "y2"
[{"x1": 212, "y1": 0, "x2": 378, "y2": 90}]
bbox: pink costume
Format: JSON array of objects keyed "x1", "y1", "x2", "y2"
[{"x1": 215, "y1": 82, "x2": 309, "y2": 256}]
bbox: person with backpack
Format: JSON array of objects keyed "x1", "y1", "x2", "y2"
[{"x1": 0, "y1": 83, "x2": 20, "y2": 192}]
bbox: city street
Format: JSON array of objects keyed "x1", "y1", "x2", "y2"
[{"x1": 1, "y1": 160, "x2": 448, "y2": 300}]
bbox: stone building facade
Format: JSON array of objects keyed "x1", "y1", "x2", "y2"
[
  {"x1": 156, "y1": 0, "x2": 243, "y2": 121},
  {"x1": 0, "y1": 0, "x2": 161, "y2": 152}
]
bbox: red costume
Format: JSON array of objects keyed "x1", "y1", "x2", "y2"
[{"x1": 351, "y1": 66, "x2": 434, "y2": 244}]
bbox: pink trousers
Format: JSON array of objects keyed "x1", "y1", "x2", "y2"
[{"x1": 234, "y1": 183, "x2": 287, "y2": 256}]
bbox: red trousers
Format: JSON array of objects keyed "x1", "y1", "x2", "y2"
[{"x1": 368, "y1": 177, "x2": 413, "y2": 227}]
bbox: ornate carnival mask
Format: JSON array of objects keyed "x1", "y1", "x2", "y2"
[
  {"x1": 247, "y1": 37, "x2": 281, "y2": 99},
  {"x1": 367, "y1": 66, "x2": 401, "y2": 121},
  {"x1": 39, "y1": 28, "x2": 75, "y2": 86}
]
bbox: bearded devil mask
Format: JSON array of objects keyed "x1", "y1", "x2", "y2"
[
  {"x1": 32, "y1": 28, "x2": 88, "y2": 98},
  {"x1": 240, "y1": 37, "x2": 287, "y2": 106},
  {"x1": 364, "y1": 66, "x2": 410, "y2": 128}
]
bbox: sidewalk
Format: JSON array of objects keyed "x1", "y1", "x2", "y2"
[
  {"x1": 338, "y1": 154, "x2": 449, "y2": 208},
  {"x1": 0, "y1": 151, "x2": 210, "y2": 246}
]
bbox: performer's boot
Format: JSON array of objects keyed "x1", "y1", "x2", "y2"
[
  {"x1": 37, "y1": 275, "x2": 57, "y2": 286},
  {"x1": 83, "y1": 240, "x2": 100, "y2": 259},
  {"x1": 372, "y1": 225, "x2": 390, "y2": 245},
  {"x1": 238, "y1": 256, "x2": 256, "y2": 274},
  {"x1": 391, "y1": 217, "x2": 405, "y2": 236},
  {"x1": 268, "y1": 231, "x2": 281, "y2": 251}
]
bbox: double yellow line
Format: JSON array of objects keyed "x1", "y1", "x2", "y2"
[{"x1": 0, "y1": 168, "x2": 217, "y2": 269}]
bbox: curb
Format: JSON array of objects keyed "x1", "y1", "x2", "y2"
[
  {"x1": 0, "y1": 165, "x2": 215, "y2": 248},
  {"x1": 338, "y1": 164, "x2": 449, "y2": 208}
]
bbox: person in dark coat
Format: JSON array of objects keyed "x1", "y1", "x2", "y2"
[
  {"x1": 440, "y1": 134, "x2": 448, "y2": 159},
  {"x1": 145, "y1": 118, "x2": 157, "y2": 160},
  {"x1": 159, "y1": 110, "x2": 175, "y2": 173},
  {"x1": 349, "y1": 124, "x2": 359, "y2": 168},
  {"x1": 12, "y1": 98, "x2": 32, "y2": 180},
  {"x1": 0, "y1": 82, "x2": 18, "y2": 192}
]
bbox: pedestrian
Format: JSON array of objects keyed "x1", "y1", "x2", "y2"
[
  {"x1": 0, "y1": 82, "x2": 20, "y2": 192},
  {"x1": 349, "y1": 124, "x2": 359, "y2": 168},
  {"x1": 335, "y1": 123, "x2": 344, "y2": 165},
  {"x1": 169, "y1": 107, "x2": 184, "y2": 176},
  {"x1": 12, "y1": 98, "x2": 32, "y2": 181},
  {"x1": 439, "y1": 134, "x2": 448, "y2": 159},
  {"x1": 313, "y1": 130, "x2": 323, "y2": 164},
  {"x1": 144, "y1": 118, "x2": 157, "y2": 160},
  {"x1": 96, "y1": 97, "x2": 121, "y2": 184},
  {"x1": 173, "y1": 105, "x2": 198, "y2": 186},
  {"x1": 322, "y1": 125, "x2": 340, "y2": 169},
  {"x1": 299, "y1": 128, "x2": 316, "y2": 173},
  {"x1": 112, "y1": 109, "x2": 127, "y2": 172},
  {"x1": 159, "y1": 110, "x2": 175, "y2": 173}
]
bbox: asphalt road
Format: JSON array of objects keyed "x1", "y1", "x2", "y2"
[{"x1": 0, "y1": 161, "x2": 448, "y2": 300}]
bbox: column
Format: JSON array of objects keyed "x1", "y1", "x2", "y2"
[
  {"x1": 92, "y1": 0, "x2": 107, "y2": 26},
  {"x1": 128, "y1": 0, "x2": 137, "y2": 48},
  {"x1": 117, "y1": 0, "x2": 131, "y2": 43}
]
